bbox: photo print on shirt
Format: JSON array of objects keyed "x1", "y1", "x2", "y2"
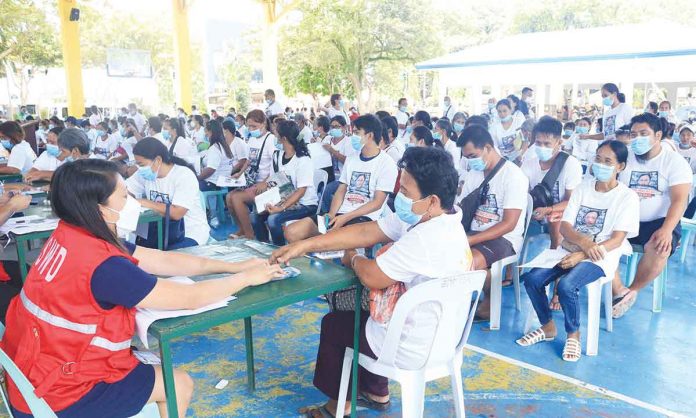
[
  {"x1": 474, "y1": 193, "x2": 501, "y2": 227},
  {"x1": 574, "y1": 205, "x2": 607, "y2": 239},
  {"x1": 149, "y1": 190, "x2": 172, "y2": 204},
  {"x1": 628, "y1": 171, "x2": 661, "y2": 200},
  {"x1": 604, "y1": 115, "x2": 616, "y2": 137},
  {"x1": 345, "y1": 171, "x2": 371, "y2": 205}
]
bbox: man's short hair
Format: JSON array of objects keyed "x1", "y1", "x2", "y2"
[
  {"x1": 532, "y1": 116, "x2": 563, "y2": 140},
  {"x1": 353, "y1": 114, "x2": 382, "y2": 145},
  {"x1": 457, "y1": 125, "x2": 494, "y2": 148},
  {"x1": 398, "y1": 147, "x2": 459, "y2": 210},
  {"x1": 148, "y1": 116, "x2": 162, "y2": 133}
]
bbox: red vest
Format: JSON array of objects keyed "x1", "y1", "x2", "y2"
[{"x1": 2, "y1": 221, "x2": 140, "y2": 413}]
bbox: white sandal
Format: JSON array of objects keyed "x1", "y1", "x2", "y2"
[
  {"x1": 562, "y1": 338, "x2": 581, "y2": 362},
  {"x1": 516, "y1": 328, "x2": 555, "y2": 347}
]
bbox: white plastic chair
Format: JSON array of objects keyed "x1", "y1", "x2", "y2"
[
  {"x1": 334, "y1": 271, "x2": 486, "y2": 418},
  {"x1": 623, "y1": 244, "x2": 667, "y2": 313},
  {"x1": 0, "y1": 323, "x2": 160, "y2": 418},
  {"x1": 313, "y1": 169, "x2": 329, "y2": 215},
  {"x1": 489, "y1": 194, "x2": 533, "y2": 330}
]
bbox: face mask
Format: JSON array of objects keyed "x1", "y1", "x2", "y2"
[
  {"x1": 602, "y1": 96, "x2": 613, "y2": 106},
  {"x1": 576, "y1": 126, "x2": 589, "y2": 134},
  {"x1": 1, "y1": 140, "x2": 13, "y2": 150},
  {"x1": 65, "y1": 155, "x2": 75, "y2": 163},
  {"x1": 48, "y1": 124, "x2": 55, "y2": 129},
  {"x1": 266, "y1": 99, "x2": 272, "y2": 105},
  {"x1": 469, "y1": 156, "x2": 487, "y2": 171},
  {"x1": 104, "y1": 195, "x2": 142, "y2": 236},
  {"x1": 501, "y1": 115, "x2": 512, "y2": 123},
  {"x1": 535, "y1": 145, "x2": 555, "y2": 162},
  {"x1": 399, "y1": 106, "x2": 407, "y2": 113},
  {"x1": 631, "y1": 135, "x2": 654, "y2": 155},
  {"x1": 46, "y1": 143, "x2": 60, "y2": 157},
  {"x1": 444, "y1": 101, "x2": 450, "y2": 108},
  {"x1": 312, "y1": 130, "x2": 320, "y2": 137},
  {"x1": 329, "y1": 128, "x2": 343, "y2": 138},
  {"x1": 249, "y1": 129, "x2": 262, "y2": 138},
  {"x1": 658, "y1": 111, "x2": 669, "y2": 118},
  {"x1": 137, "y1": 162, "x2": 159, "y2": 181},
  {"x1": 432, "y1": 131, "x2": 442, "y2": 141},
  {"x1": 162, "y1": 130, "x2": 172, "y2": 141},
  {"x1": 234, "y1": 121, "x2": 241, "y2": 129},
  {"x1": 350, "y1": 135, "x2": 363, "y2": 151},
  {"x1": 406, "y1": 126, "x2": 413, "y2": 134},
  {"x1": 394, "y1": 192, "x2": 427, "y2": 225},
  {"x1": 189, "y1": 121, "x2": 196, "y2": 129},
  {"x1": 95, "y1": 129, "x2": 105, "y2": 137},
  {"x1": 563, "y1": 129, "x2": 573, "y2": 137},
  {"x1": 339, "y1": 99, "x2": 345, "y2": 107},
  {"x1": 679, "y1": 142, "x2": 690, "y2": 150},
  {"x1": 591, "y1": 162, "x2": 615, "y2": 182},
  {"x1": 488, "y1": 103, "x2": 495, "y2": 110},
  {"x1": 274, "y1": 139, "x2": 284, "y2": 151},
  {"x1": 453, "y1": 122, "x2": 464, "y2": 133}
]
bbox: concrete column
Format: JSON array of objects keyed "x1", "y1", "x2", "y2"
[
  {"x1": 172, "y1": 0, "x2": 193, "y2": 111},
  {"x1": 58, "y1": 0, "x2": 85, "y2": 116}
]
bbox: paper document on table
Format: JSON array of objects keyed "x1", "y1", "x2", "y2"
[
  {"x1": 518, "y1": 249, "x2": 569, "y2": 269},
  {"x1": 135, "y1": 277, "x2": 235, "y2": 348},
  {"x1": 216, "y1": 173, "x2": 246, "y2": 188},
  {"x1": 254, "y1": 187, "x2": 281, "y2": 213},
  {"x1": 308, "y1": 142, "x2": 332, "y2": 168},
  {"x1": 0, "y1": 215, "x2": 58, "y2": 235}
]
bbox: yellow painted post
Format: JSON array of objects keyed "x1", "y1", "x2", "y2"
[
  {"x1": 57, "y1": 0, "x2": 85, "y2": 117},
  {"x1": 172, "y1": 0, "x2": 192, "y2": 112}
]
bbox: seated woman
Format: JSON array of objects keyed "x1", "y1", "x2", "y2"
[
  {"x1": 1, "y1": 159, "x2": 284, "y2": 418},
  {"x1": 271, "y1": 147, "x2": 471, "y2": 418},
  {"x1": 516, "y1": 140, "x2": 639, "y2": 362},
  {"x1": 250, "y1": 120, "x2": 318, "y2": 245},
  {"x1": 220, "y1": 119, "x2": 249, "y2": 186},
  {"x1": 379, "y1": 116, "x2": 404, "y2": 163},
  {"x1": 127, "y1": 138, "x2": 211, "y2": 249},
  {"x1": 0, "y1": 121, "x2": 37, "y2": 175},
  {"x1": 24, "y1": 126, "x2": 65, "y2": 183},
  {"x1": 165, "y1": 118, "x2": 200, "y2": 173},
  {"x1": 198, "y1": 119, "x2": 232, "y2": 191},
  {"x1": 92, "y1": 121, "x2": 119, "y2": 160}
]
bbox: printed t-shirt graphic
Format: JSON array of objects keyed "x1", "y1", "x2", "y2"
[
  {"x1": 149, "y1": 190, "x2": 171, "y2": 204},
  {"x1": 628, "y1": 171, "x2": 660, "y2": 200},
  {"x1": 604, "y1": 115, "x2": 616, "y2": 139},
  {"x1": 574, "y1": 206, "x2": 607, "y2": 239},
  {"x1": 345, "y1": 171, "x2": 371, "y2": 206},
  {"x1": 474, "y1": 193, "x2": 501, "y2": 227}
]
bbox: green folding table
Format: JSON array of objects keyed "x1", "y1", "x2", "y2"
[{"x1": 148, "y1": 240, "x2": 364, "y2": 418}]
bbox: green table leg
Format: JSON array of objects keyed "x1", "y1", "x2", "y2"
[
  {"x1": 159, "y1": 339, "x2": 180, "y2": 418},
  {"x1": 244, "y1": 317, "x2": 256, "y2": 391},
  {"x1": 351, "y1": 285, "x2": 362, "y2": 418},
  {"x1": 157, "y1": 218, "x2": 164, "y2": 250},
  {"x1": 17, "y1": 237, "x2": 29, "y2": 282}
]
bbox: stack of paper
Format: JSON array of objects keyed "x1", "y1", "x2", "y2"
[
  {"x1": 135, "y1": 277, "x2": 236, "y2": 348},
  {"x1": 0, "y1": 215, "x2": 58, "y2": 235},
  {"x1": 518, "y1": 248, "x2": 569, "y2": 269}
]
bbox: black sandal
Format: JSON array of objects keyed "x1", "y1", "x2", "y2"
[
  {"x1": 357, "y1": 391, "x2": 391, "y2": 411},
  {"x1": 299, "y1": 405, "x2": 348, "y2": 418}
]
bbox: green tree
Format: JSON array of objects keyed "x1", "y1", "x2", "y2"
[{"x1": 0, "y1": 0, "x2": 61, "y2": 115}]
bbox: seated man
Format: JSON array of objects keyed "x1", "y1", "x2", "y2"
[
  {"x1": 612, "y1": 113, "x2": 692, "y2": 317},
  {"x1": 24, "y1": 126, "x2": 66, "y2": 183},
  {"x1": 271, "y1": 147, "x2": 471, "y2": 418},
  {"x1": 284, "y1": 114, "x2": 397, "y2": 245},
  {"x1": 459, "y1": 125, "x2": 529, "y2": 322}
]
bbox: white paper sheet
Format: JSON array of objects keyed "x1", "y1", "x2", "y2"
[
  {"x1": 216, "y1": 173, "x2": 246, "y2": 188},
  {"x1": 518, "y1": 248, "x2": 570, "y2": 269},
  {"x1": 0, "y1": 215, "x2": 59, "y2": 235},
  {"x1": 254, "y1": 187, "x2": 281, "y2": 213},
  {"x1": 308, "y1": 142, "x2": 333, "y2": 168},
  {"x1": 135, "y1": 277, "x2": 235, "y2": 348}
]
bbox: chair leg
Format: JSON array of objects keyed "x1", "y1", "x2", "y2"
[
  {"x1": 652, "y1": 270, "x2": 666, "y2": 313},
  {"x1": 625, "y1": 254, "x2": 639, "y2": 287},
  {"x1": 400, "y1": 379, "x2": 426, "y2": 418},
  {"x1": 449, "y1": 362, "x2": 466, "y2": 418},
  {"x1": 512, "y1": 262, "x2": 521, "y2": 311},
  {"x1": 603, "y1": 281, "x2": 613, "y2": 333},
  {"x1": 585, "y1": 281, "x2": 601, "y2": 356},
  {"x1": 334, "y1": 348, "x2": 354, "y2": 418},
  {"x1": 489, "y1": 262, "x2": 503, "y2": 331},
  {"x1": 680, "y1": 230, "x2": 691, "y2": 263}
]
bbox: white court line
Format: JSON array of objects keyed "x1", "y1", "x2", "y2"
[{"x1": 466, "y1": 344, "x2": 685, "y2": 418}]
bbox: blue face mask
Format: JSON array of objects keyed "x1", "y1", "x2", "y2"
[
  {"x1": 535, "y1": 146, "x2": 555, "y2": 162},
  {"x1": 432, "y1": 131, "x2": 442, "y2": 141},
  {"x1": 406, "y1": 126, "x2": 413, "y2": 134},
  {"x1": 563, "y1": 129, "x2": 573, "y2": 137},
  {"x1": 576, "y1": 126, "x2": 589, "y2": 134},
  {"x1": 119, "y1": 127, "x2": 127, "y2": 137},
  {"x1": 500, "y1": 115, "x2": 512, "y2": 123},
  {"x1": 339, "y1": 99, "x2": 346, "y2": 107},
  {"x1": 453, "y1": 122, "x2": 464, "y2": 133},
  {"x1": 249, "y1": 129, "x2": 261, "y2": 138},
  {"x1": 274, "y1": 139, "x2": 284, "y2": 151},
  {"x1": 1, "y1": 140, "x2": 13, "y2": 150},
  {"x1": 631, "y1": 135, "x2": 654, "y2": 155},
  {"x1": 265, "y1": 99, "x2": 272, "y2": 105},
  {"x1": 65, "y1": 155, "x2": 75, "y2": 163},
  {"x1": 49, "y1": 124, "x2": 55, "y2": 130},
  {"x1": 591, "y1": 162, "x2": 615, "y2": 182},
  {"x1": 234, "y1": 121, "x2": 241, "y2": 129},
  {"x1": 394, "y1": 192, "x2": 426, "y2": 225},
  {"x1": 162, "y1": 130, "x2": 171, "y2": 141},
  {"x1": 469, "y1": 156, "x2": 487, "y2": 171},
  {"x1": 46, "y1": 143, "x2": 60, "y2": 157},
  {"x1": 488, "y1": 103, "x2": 495, "y2": 110},
  {"x1": 658, "y1": 111, "x2": 669, "y2": 118},
  {"x1": 329, "y1": 128, "x2": 343, "y2": 138},
  {"x1": 602, "y1": 96, "x2": 613, "y2": 106},
  {"x1": 673, "y1": 132, "x2": 681, "y2": 143},
  {"x1": 399, "y1": 106, "x2": 407, "y2": 113},
  {"x1": 137, "y1": 164, "x2": 158, "y2": 181},
  {"x1": 312, "y1": 130, "x2": 320, "y2": 138},
  {"x1": 350, "y1": 135, "x2": 363, "y2": 151},
  {"x1": 95, "y1": 130, "x2": 105, "y2": 137}
]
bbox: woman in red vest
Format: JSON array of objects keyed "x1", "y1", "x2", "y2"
[{"x1": 1, "y1": 159, "x2": 284, "y2": 418}]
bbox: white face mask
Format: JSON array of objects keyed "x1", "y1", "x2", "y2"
[{"x1": 103, "y1": 195, "x2": 142, "y2": 237}]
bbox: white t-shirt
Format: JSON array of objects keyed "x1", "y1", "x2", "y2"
[
  {"x1": 92, "y1": 135, "x2": 119, "y2": 159},
  {"x1": 677, "y1": 146, "x2": 696, "y2": 173},
  {"x1": 490, "y1": 121, "x2": 523, "y2": 160},
  {"x1": 369, "y1": 209, "x2": 472, "y2": 368},
  {"x1": 561, "y1": 179, "x2": 639, "y2": 276},
  {"x1": 443, "y1": 139, "x2": 459, "y2": 163},
  {"x1": 272, "y1": 152, "x2": 318, "y2": 207},
  {"x1": 384, "y1": 141, "x2": 405, "y2": 164},
  {"x1": 602, "y1": 103, "x2": 633, "y2": 141},
  {"x1": 512, "y1": 110, "x2": 526, "y2": 127},
  {"x1": 298, "y1": 125, "x2": 313, "y2": 144},
  {"x1": 461, "y1": 161, "x2": 529, "y2": 252},
  {"x1": 131, "y1": 113, "x2": 146, "y2": 133},
  {"x1": 119, "y1": 136, "x2": 138, "y2": 162},
  {"x1": 265, "y1": 101, "x2": 284, "y2": 117},
  {"x1": 618, "y1": 147, "x2": 692, "y2": 221},
  {"x1": 443, "y1": 104, "x2": 457, "y2": 121},
  {"x1": 338, "y1": 152, "x2": 398, "y2": 220},
  {"x1": 327, "y1": 107, "x2": 349, "y2": 122},
  {"x1": 330, "y1": 136, "x2": 359, "y2": 177},
  {"x1": 153, "y1": 132, "x2": 168, "y2": 146},
  {"x1": 32, "y1": 151, "x2": 62, "y2": 171},
  {"x1": 192, "y1": 127, "x2": 206, "y2": 145},
  {"x1": 521, "y1": 152, "x2": 583, "y2": 205},
  {"x1": 570, "y1": 134, "x2": 599, "y2": 162},
  {"x1": 7, "y1": 141, "x2": 37, "y2": 174},
  {"x1": 89, "y1": 114, "x2": 100, "y2": 127},
  {"x1": 171, "y1": 136, "x2": 200, "y2": 173},
  {"x1": 126, "y1": 164, "x2": 210, "y2": 245},
  {"x1": 204, "y1": 143, "x2": 236, "y2": 185},
  {"x1": 395, "y1": 110, "x2": 409, "y2": 139},
  {"x1": 247, "y1": 133, "x2": 277, "y2": 182}
]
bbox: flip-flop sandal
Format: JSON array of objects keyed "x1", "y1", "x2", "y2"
[
  {"x1": 299, "y1": 405, "x2": 348, "y2": 418},
  {"x1": 549, "y1": 295, "x2": 562, "y2": 311},
  {"x1": 612, "y1": 290, "x2": 637, "y2": 319},
  {"x1": 501, "y1": 279, "x2": 513, "y2": 287},
  {"x1": 562, "y1": 338, "x2": 581, "y2": 362},
  {"x1": 516, "y1": 327, "x2": 555, "y2": 347},
  {"x1": 357, "y1": 391, "x2": 391, "y2": 411}
]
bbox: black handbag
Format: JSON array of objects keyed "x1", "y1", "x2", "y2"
[
  {"x1": 529, "y1": 152, "x2": 569, "y2": 210},
  {"x1": 245, "y1": 133, "x2": 270, "y2": 187},
  {"x1": 458, "y1": 158, "x2": 506, "y2": 232}
]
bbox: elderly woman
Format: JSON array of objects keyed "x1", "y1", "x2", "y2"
[{"x1": 271, "y1": 147, "x2": 471, "y2": 417}]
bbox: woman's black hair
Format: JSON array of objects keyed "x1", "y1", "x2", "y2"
[
  {"x1": 50, "y1": 159, "x2": 127, "y2": 252},
  {"x1": 465, "y1": 115, "x2": 488, "y2": 129},
  {"x1": 380, "y1": 116, "x2": 398, "y2": 146},
  {"x1": 49, "y1": 126, "x2": 64, "y2": 137},
  {"x1": 496, "y1": 99, "x2": 512, "y2": 111},
  {"x1": 507, "y1": 95, "x2": 529, "y2": 116},
  {"x1": 397, "y1": 147, "x2": 459, "y2": 210},
  {"x1": 597, "y1": 140, "x2": 629, "y2": 166},
  {"x1": 576, "y1": 117, "x2": 592, "y2": 126},
  {"x1": 375, "y1": 110, "x2": 391, "y2": 120},
  {"x1": 315, "y1": 115, "x2": 330, "y2": 133},
  {"x1": 413, "y1": 125, "x2": 442, "y2": 148},
  {"x1": 414, "y1": 110, "x2": 432, "y2": 130},
  {"x1": 0, "y1": 121, "x2": 25, "y2": 142},
  {"x1": 206, "y1": 119, "x2": 233, "y2": 159},
  {"x1": 647, "y1": 101, "x2": 658, "y2": 114},
  {"x1": 563, "y1": 121, "x2": 576, "y2": 131},
  {"x1": 222, "y1": 118, "x2": 237, "y2": 138},
  {"x1": 133, "y1": 137, "x2": 195, "y2": 174},
  {"x1": 330, "y1": 115, "x2": 347, "y2": 127},
  {"x1": 630, "y1": 112, "x2": 668, "y2": 138},
  {"x1": 49, "y1": 116, "x2": 64, "y2": 128},
  {"x1": 164, "y1": 118, "x2": 186, "y2": 156},
  {"x1": 97, "y1": 121, "x2": 109, "y2": 134},
  {"x1": 602, "y1": 83, "x2": 625, "y2": 103},
  {"x1": 277, "y1": 120, "x2": 309, "y2": 158},
  {"x1": 193, "y1": 114, "x2": 204, "y2": 127},
  {"x1": 435, "y1": 118, "x2": 456, "y2": 142}
]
